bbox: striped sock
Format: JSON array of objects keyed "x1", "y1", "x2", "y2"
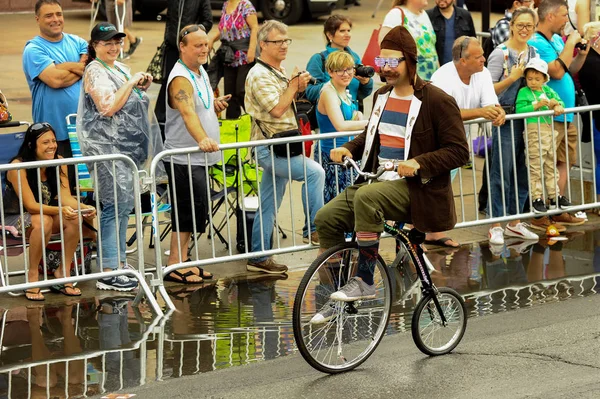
[{"x1": 356, "y1": 232, "x2": 380, "y2": 286}]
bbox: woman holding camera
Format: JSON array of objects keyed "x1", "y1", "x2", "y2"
[
  {"x1": 77, "y1": 23, "x2": 164, "y2": 292},
  {"x1": 305, "y1": 15, "x2": 373, "y2": 116},
  {"x1": 4, "y1": 123, "x2": 96, "y2": 301},
  {"x1": 315, "y1": 51, "x2": 368, "y2": 204}
]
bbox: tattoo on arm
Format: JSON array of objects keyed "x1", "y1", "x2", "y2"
[{"x1": 174, "y1": 89, "x2": 190, "y2": 104}]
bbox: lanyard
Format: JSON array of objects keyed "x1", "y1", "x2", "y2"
[
  {"x1": 96, "y1": 58, "x2": 143, "y2": 100},
  {"x1": 177, "y1": 59, "x2": 211, "y2": 109}
]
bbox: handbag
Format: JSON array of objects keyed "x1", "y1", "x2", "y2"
[
  {"x1": 361, "y1": 7, "x2": 405, "y2": 68},
  {"x1": 473, "y1": 133, "x2": 492, "y2": 158},
  {"x1": 256, "y1": 118, "x2": 303, "y2": 158},
  {"x1": 0, "y1": 90, "x2": 12, "y2": 123},
  {"x1": 146, "y1": 41, "x2": 166, "y2": 84}
]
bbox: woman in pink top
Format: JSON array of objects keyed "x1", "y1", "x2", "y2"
[{"x1": 208, "y1": 0, "x2": 258, "y2": 119}]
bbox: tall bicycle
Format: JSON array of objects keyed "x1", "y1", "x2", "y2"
[{"x1": 292, "y1": 158, "x2": 467, "y2": 374}]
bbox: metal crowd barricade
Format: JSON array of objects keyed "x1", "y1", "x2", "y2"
[
  {"x1": 0, "y1": 154, "x2": 163, "y2": 317},
  {"x1": 453, "y1": 104, "x2": 600, "y2": 229},
  {"x1": 0, "y1": 306, "x2": 165, "y2": 399},
  {"x1": 150, "y1": 132, "x2": 355, "y2": 310},
  {"x1": 149, "y1": 106, "x2": 600, "y2": 310}
]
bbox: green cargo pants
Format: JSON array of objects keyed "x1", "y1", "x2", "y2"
[{"x1": 315, "y1": 179, "x2": 411, "y2": 249}]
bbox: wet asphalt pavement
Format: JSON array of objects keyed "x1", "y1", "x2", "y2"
[{"x1": 1, "y1": 228, "x2": 599, "y2": 398}]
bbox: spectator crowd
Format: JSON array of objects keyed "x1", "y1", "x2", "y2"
[{"x1": 2, "y1": 0, "x2": 600, "y2": 301}]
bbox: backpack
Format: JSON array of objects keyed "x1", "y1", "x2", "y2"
[{"x1": 483, "y1": 17, "x2": 510, "y2": 66}]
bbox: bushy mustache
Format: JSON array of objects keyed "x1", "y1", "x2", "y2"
[{"x1": 378, "y1": 71, "x2": 401, "y2": 79}]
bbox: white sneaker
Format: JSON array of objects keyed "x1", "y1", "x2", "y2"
[
  {"x1": 488, "y1": 226, "x2": 505, "y2": 245},
  {"x1": 504, "y1": 223, "x2": 539, "y2": 240}
]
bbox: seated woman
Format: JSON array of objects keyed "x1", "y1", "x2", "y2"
[
  {"x1": 4, "y1": 122, "x2": 96, "y2": 301},
  {"x1": 315, "y1": 51, "x2": 368, "y2": 203}
]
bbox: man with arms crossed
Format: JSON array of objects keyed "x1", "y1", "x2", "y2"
[
  {"x1": 312, "y1": 26, "x2": 468, "y2": 317},
  {"x1": 163, "y1": 24, "x2": 230, "y2": 284},
  {"x1": 23, "y1": 0, "x2": 87, "y2": 163}
]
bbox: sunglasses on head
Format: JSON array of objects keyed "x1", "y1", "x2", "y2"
[
  {"x1": 180, "y1": 25, "x2": 206, "y2": 42},
  {"x1": 374, "y1": 57, "x2": 406, "y2": 68},
  {"x1": 30, "y1": 122, "x2": 53, "y2": 138}
]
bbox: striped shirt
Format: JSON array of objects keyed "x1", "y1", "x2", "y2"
[{"x1": 377, "y1": 93, "x2": 412, "y2": 181}]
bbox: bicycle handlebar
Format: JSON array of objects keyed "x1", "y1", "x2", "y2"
[{"x1": 329, "y1": 157, "x2": 396, "y2": 180}]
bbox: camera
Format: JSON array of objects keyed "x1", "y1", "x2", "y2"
[
  {"x1": 354, "y1": 64, "x2": 375, "y2": 78},
  {"x1": 297, "y1": 71, "x2": 317, "y2": 85},
  {"x1": 575, "y1": 41, "x2": 587, "y2": 51}
]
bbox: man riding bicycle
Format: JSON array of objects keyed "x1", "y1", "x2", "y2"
[{"x1": 313, "y1": 26, "x2": 470, "y2": 316}]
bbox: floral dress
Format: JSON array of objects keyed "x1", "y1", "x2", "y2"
[
  {"x1": 403, "y1": 8, "x2": 439, "y2": 80},
  {"x1": 218, "y1": 0, "x2": 257, "y2": 67}
]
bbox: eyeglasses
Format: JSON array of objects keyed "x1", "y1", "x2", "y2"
[
  {"x1": 374, "y1": 57, "x2": 406, "y2": 68},
  {"x1": 30, "y1": 122, "x2": 53, "y2": 138},
  {"x1": 334, "y1": 68, "x2": 354, "y2": 77},
  {"x1": 179, "y1": 24, "x2": 206, "y2": 42},
  {"x1": 264, "y1": 39, "x2": 293, "y2": 47},
  {"x1": 514, "y1": 23, "x2": 535, "y2": 31},
  {"x1": 97, "y1": 40, "x2": 124, "y2": 48}
]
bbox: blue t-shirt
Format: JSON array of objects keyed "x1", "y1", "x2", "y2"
[
  {"x1": 442, "y1": 12, "x2": 455, "y2": 65},
  {"x1": 528, "y1": 32, "x2": 574, "y2": 123},
  {"x1": 22, "y1": 33, "x2": 88, "y2": 141}
]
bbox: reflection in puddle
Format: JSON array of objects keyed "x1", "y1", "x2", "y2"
[
  {"x1": 1, "y1": 230, "x2": 599, "y2": 397},
  {"x1": 0, "y1": 296, "x2": 159, "y2": 398}
]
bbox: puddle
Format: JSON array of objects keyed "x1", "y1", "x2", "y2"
[{"x1": 1, "y1": 229, "x2": 599, "y2": 397}]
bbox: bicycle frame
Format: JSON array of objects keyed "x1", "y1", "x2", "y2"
[
  {"x1": 331, "y1": 157, "x2": 449, "y2": 325},
  {"x1": 384, "y1": 223, "x2": 449, "y2": 326}
]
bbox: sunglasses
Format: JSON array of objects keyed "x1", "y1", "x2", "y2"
[
  {"x1": 30, "y1": 122, "x2": 53, "y2": 138},
  {"x1": 374, "y1": 57, "x2": 406, "y2": 68},
  {"x1": 180, "y1": 25, "x2": 206, "y2": 42}
]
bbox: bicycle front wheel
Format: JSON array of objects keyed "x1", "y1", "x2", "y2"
[
  {"x1": 411, "y1": 287, "x2": 467, "y2": 356},
  {"x1": 293, "y1": 242, "x2": 392, "y2": 374}
]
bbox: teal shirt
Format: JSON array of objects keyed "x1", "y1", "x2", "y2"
[{"x1": 515, "y1": 85, "x2": 565, "y2": 125}]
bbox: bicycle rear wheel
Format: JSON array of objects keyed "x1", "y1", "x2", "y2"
[
  {"x1": 411, "y1": 287, "x2": 467, "y2": 356},
  {"x1": 293, "y1": 242, "x2": 392, "y2": 374}
]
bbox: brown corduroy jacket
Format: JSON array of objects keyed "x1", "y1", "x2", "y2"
[{"x1": 342, "y1": 82, "x2": 469, "y2": 233}]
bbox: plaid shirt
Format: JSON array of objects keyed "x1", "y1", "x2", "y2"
[
  {"x1": 491, "y1": 10, "x2": 512, "y2": 47},
  {"x1": 244, "y1": 60, "x2": 298, "y2": 141}
]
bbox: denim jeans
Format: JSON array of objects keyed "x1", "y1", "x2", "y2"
[
  {"x1": 250, "y1": 146, "x2": 325, "y2": 262},
  {"x1": 489, "y1": 120, "x2": 529, "y2": 218},
  {"x1": 100, "y1": 199, "x2": 134, "y2": 270}
]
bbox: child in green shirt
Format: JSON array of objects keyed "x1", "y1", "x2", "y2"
[{"x1": 515, "y1": 58, "x2": 565, "y2": 214}]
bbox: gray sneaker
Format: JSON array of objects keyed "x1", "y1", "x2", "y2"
[
  {"x1": 310, "y1": 301, "x2": 338, "y2": 324},
  {"x1": 330, "y1": 277, "x2": 376, "y2": 302}
]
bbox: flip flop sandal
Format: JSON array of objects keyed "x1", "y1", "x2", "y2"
[
  {"x1": 50, "y1": 284, "x2": 82, "y2": 297},
  {"x1": 24, "y1": 289, "x2": 45, "y2": 301},
  {"x1": 164, "y1": 269, "x2": 204, "y2": 284},
  {"x1": 184, "y1": 259, "x2": 213, "y2": 280},
  {"x1": 424, "y1": 237, "x2": 460, "y2": 248},
  {"x1": 195, "y1": 267, "x2": 213, "y2": 280}
]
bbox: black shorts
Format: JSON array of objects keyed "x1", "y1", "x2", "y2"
[{"x1": 164, "y1": 162, "x2": 209, "y2": 233}]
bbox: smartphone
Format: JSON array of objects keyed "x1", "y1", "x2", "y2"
[
  {"x1": 517, "y1": 51, "x2": 525, "y2": 66},
  {"x1": 79, "y1": 208, "x2": 94, "y2": 215}
]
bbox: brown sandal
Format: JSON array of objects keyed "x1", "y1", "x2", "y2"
[{"x1": 24, "y1": 288, "x2": 45, "y2": 301}]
